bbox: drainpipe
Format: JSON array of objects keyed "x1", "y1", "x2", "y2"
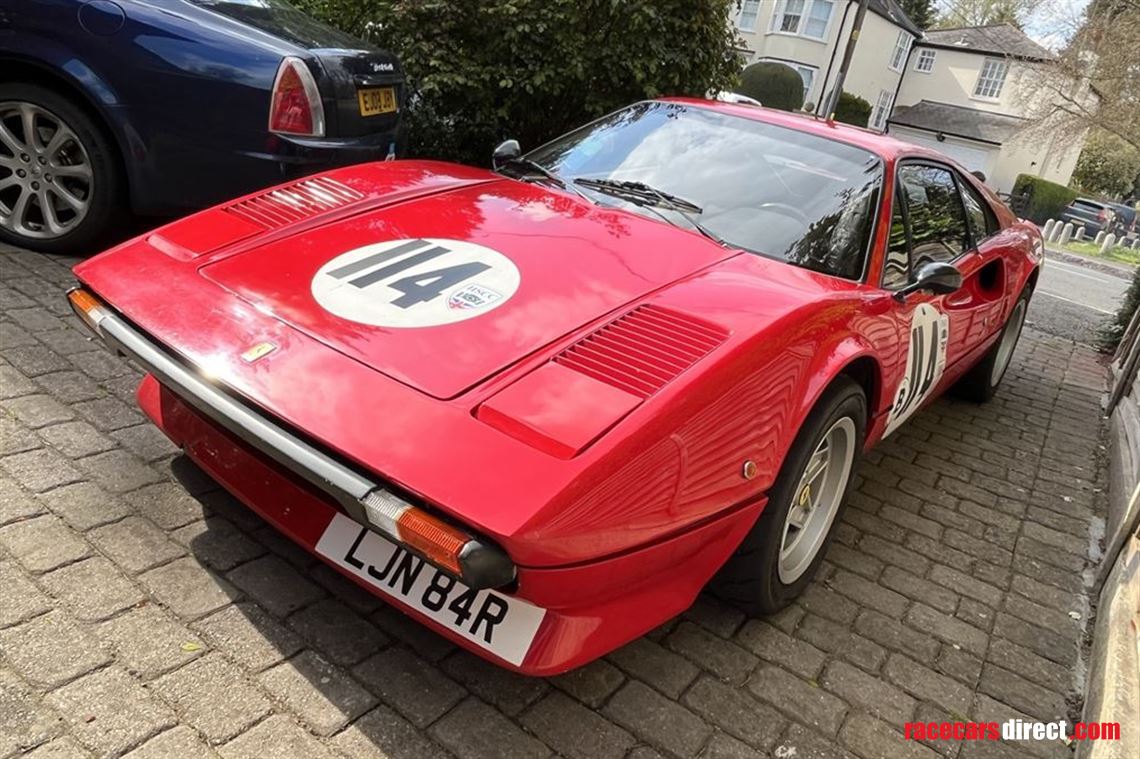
[
  {"x1": 816, "y1": 0, "x2": 854, "y2": 116},
  {"x1": 823, "y1": 0, "x2": 872, "y2": 120}
]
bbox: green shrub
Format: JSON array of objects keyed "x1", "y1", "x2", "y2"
[
  {"x1": 1011, "y1": 174, "x2": 1078, "y2": 225},
  {"x1": 1101, "y1": 264, "x2": 1140, "y2": 351},
  {"x1": 832, "y1": 91, "x2": 872, "y2": 127},
  {"x1": 735, "y1": 61, "x2": 805, "y2": 112},
  {"x1": 292, "y1": 0, "x2": 742, "y2": 166}
]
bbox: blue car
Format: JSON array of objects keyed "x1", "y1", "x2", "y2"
[{"x1": 1, "y1": 0, "x2": 405, "y2": 252}]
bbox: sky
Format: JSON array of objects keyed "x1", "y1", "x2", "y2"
[{"x1": 1022, "y1": 0, "x2": 1092, "y2": 50}]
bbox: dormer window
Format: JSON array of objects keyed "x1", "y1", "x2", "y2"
[
  {"x1": 973, "y1": 58, "x2": 1009, "y2": 99},
  {"x1": 915, "y1": 49, "x2": 936, "y2": 73}
]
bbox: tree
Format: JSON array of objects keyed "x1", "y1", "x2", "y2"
[
  {"x1": 291, "y1": 0, "x2": 742, "y2": 165},
  {"x1": 898, "y1": 0, "x2": 936, "y2": 29},
  {"x1": 1028, "y1": 0, "x2": 1140, "y2": 152},
  {"x1": 931, "y1": 0, "x2": 1043, "y2": 28},
  {"x1": 1072, "y1": 130, "x2": 1140, "y2": 198},
  {"x1": 736, "y1": 62, "x2": 805, "y2": 111}
]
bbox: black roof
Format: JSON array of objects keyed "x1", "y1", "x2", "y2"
[
  {"x1": 870, "y1": 0, "x2": 923, "y2": 36},
  {"x1": 888, "y1": 100, "x2": 1026, "y2": 145},
  {"x1": 919, "y1": 23, "x2": 1056, "y2": 61}
]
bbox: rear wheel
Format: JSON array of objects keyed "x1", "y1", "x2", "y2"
[
  {"x1": 0, "y1": 84, "x2": 124, "y2": 253},
  {"x1": 953, "y1": 290, "x2": 1029, "y2": 402},
  {"x1": 711, "y1": 376, "x2": 866, "y2": 615}
]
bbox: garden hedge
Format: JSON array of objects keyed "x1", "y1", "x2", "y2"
[{"x1": 1011, "y1": 174, "x2": 1078, "y2": 225}]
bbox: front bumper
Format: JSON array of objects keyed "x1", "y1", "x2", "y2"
[
  {"x1": 68, "y1": 289, "x2": 764, "y2": 673},
  {"x1": 69, "y1": 290, "x2": 511, "y2": 589},
  {"x1": 136, "y1": 374, "x2": 762, "y2": 673}
]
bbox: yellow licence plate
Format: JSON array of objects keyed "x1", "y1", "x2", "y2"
[{"x1": 357, "y1": 87, "x2": 397, "y2": 117}]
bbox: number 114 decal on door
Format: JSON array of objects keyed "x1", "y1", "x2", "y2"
[{"x1": 885, "y1": 303, "x2": 949, "y2": 437}]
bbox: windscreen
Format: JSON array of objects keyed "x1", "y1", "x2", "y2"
[{"x1": 527, "y1": 101, "x2": 883, "y2": 280}]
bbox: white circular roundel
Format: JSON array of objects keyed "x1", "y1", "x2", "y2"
[{"x1": 311, "y1": 238, "x2": 520, "y2": 328}]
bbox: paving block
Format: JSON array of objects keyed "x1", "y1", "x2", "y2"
[{"x1": 45, "y1": 667, "x2": 175, "y2": 757}]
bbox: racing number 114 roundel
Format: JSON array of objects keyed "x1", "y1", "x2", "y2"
[
  {"x1": 885, "y1": 303, "x2": 949, "y2": 436},
  {"x1": 311, "y1": 238, "x2": 521, "y2": 328}
]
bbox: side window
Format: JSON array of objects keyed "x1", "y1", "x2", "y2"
[
  {"x1": 958, "y1": 177, "x2": 998, "y2": 244},
  {"x1": 882, "y1": 191, "x2": 910, "y2": 289},
  {"x1": 897, "y1": 164, "x2": 970, "y2": 268}
]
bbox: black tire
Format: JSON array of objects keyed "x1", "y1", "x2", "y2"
[
  {"x1": 952, "y1": 289, "x2": 1030, "y2": 403},
  {"x1": 0, "y1": 83, "x2": 125, "y2": 254},
  {"x1": 711, "y1": 376, "x2": 867, "y2": 616}
]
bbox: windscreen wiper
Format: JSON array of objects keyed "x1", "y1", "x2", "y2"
[
  {"x1": 497, "y1": 158, "x2": 593, "y2": 202},
  {"x1": 574, "y1": 178, "x2": 727, "y2": 246},
  {"x1": 573, "y1": 178, "x2": 703, "y2": 214}
]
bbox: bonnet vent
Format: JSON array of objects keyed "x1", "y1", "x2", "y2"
[
  {"x1": 223, "y1": 176, "x2": 363, "y2": 229},
  {"x1": 553, "y1": 304, "x2": 728, "y2": 399}
]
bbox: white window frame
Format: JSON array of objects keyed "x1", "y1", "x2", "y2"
[
  {"x1": 972, "y1": 58, "x2": 1009, "y2": 100},
  {"x1": 889, "y1": 31, "x2": 913, "y2": 72},
  {"x1": 796, "y1": 65, "x2": 817, "y2": 101},
  {"x1": 737, "y1": 0, "x2": 762, "y2": 32},
  {"x1": 769, "y1": 0, "x2": 833, "y2": 41},
  {"x1": 870, "y1": 89, "x2": 893, "y2": 131},
  {"x1": 914, "y1": 49, "x2": 936, "y2": 73},
  {"x1": 802, "y1": 0, "x2": 834, "y2": 40}
]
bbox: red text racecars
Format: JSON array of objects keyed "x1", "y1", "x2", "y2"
[{"x1": 69, "y1": 99, "x2": 1042, "y2": 674}]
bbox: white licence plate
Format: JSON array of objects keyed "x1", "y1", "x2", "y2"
[{"x1": 316, "y1": 513, "x2": 545, "y2": 665}]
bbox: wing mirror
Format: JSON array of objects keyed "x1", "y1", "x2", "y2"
[
  {"x1": 894, "y1": 262, "x2": 962, "y2": 301},
  {"x1": 492, "y1": 139, "x2": 521, "y2": 170}
]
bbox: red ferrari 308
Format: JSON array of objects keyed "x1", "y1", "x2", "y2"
[{"x1": 69, "y1": 99, "x2": 1043, "y2": 674}]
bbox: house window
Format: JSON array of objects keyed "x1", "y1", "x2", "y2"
[
  {"x1": 737, "y1": 0, "x2": 761, "y2": 31},
  {"x1": 803, "y1": 0, "x2": 833, "y2": 39},
  {"x1": 889, "y1": 31, "x2": 912, "y2": 72},
  {"x1": 973, "y1": 58, "x2": 1009, "y2": 99},
  {"x1": 771, "y1": 0, "x2": 833, "y2": 39},
  {"x1": 775, "y1": 0, "x2": 806, "y2": 33},
  {"x1": 915, "y1": 49, "x2": 936, "y2": 73},
  {"x1": 870, "y1": 89, "x2": 893, "y2": 131},
  {"x1": 797, "y1": 66, "x2": 816, "y2": 100}
]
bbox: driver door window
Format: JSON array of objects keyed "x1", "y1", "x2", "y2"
[{"x1": 896, "y1": 165, "x2": 971, "y2": 268}]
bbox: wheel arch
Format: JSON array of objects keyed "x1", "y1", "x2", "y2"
[
  {"x1": 0, "y1": 57, "x2": 133, "y2": 207},
  {"x1": 772, "y1": 337, "x2": 884, "y2": 486}
]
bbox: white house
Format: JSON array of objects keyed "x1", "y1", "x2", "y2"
[
  {"x1": 732, "y1": 8, "x2": 1096, "y2": 195},
  {"x1": 889, "y1": 24, "x2": 1095, "y2": 193},
  {"x1": 733, "y1": 0, "x2": 922, "y2": 129}
]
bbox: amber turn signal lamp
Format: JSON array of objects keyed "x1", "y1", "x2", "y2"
[
  {"x1": 396, "y1": 509, "x2": 467, "y2": 574},
  {"x1": 67, "y1": 287, "x2": 107, "y2": 336}
]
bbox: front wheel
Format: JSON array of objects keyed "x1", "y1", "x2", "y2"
[
  {"x1": 953, "y1": 290, "x2": 1029, "y2": 403},
  {"x1": 710, "y1": 376, "x2": 866, "y2": 615}
]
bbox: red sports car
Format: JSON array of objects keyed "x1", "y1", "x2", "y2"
[{"x1": 68, "y1": 99, "x2": 1042, "y2": 674}]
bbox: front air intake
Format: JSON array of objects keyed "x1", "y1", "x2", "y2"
[
  {"x1": 223, "y1": 177, "x2": 363, "y2": 229},
  {"x1": 553, "y1": 304, "x2": 728, "y2": 399}
]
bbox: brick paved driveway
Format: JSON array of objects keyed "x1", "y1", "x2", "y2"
[{"x1": 1, "y1": 242, "x2": 1106, "y2": 759}]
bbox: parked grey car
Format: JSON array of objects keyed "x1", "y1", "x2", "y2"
[{"x1": 1060, "y1": 198, "x2": 1116, "y2": 236}]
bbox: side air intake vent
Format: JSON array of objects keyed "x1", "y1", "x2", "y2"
[
  {"x1": 554, "y1": 304, "x2": 728, "y2": 398},
  {"x1": 223, "y1": 177, "x2": 363, "y2": 229}
]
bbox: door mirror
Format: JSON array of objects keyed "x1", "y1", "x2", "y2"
[
  {"x1": 894, "y1": 261, "x2": 962, "y2": 301},
  {"x1": 492, "y1": 139, "x2": 521, "y2": 170}
]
